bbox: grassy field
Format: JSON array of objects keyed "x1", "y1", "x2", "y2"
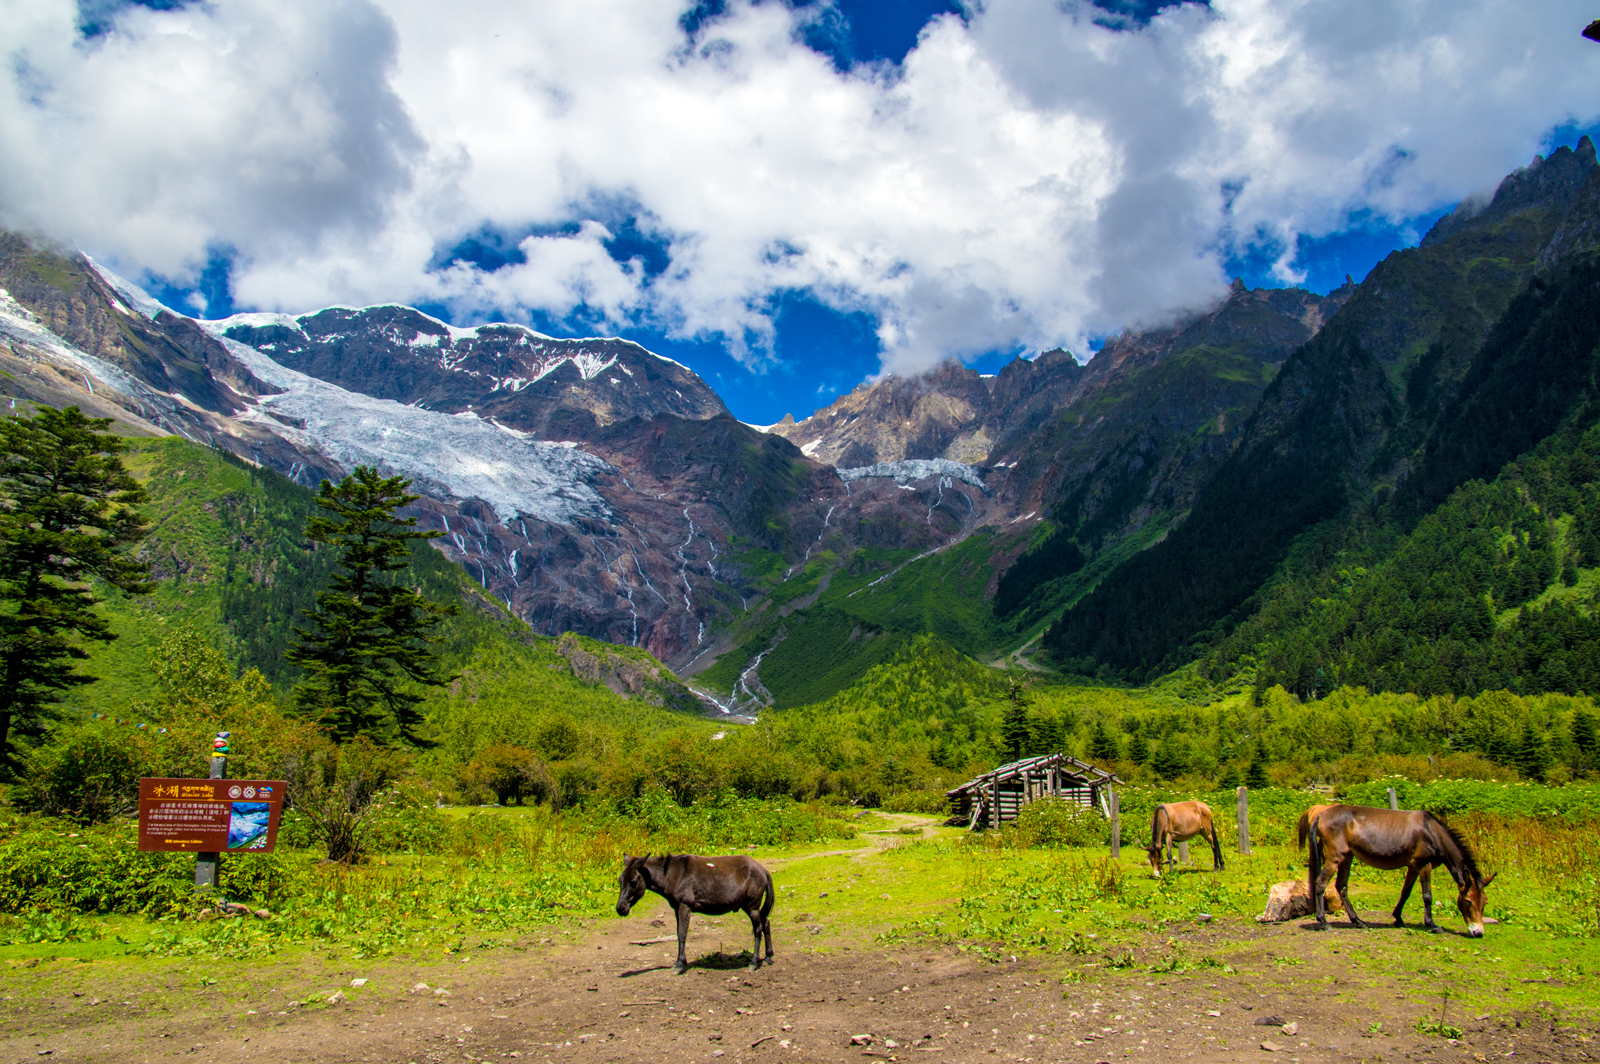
[{"x1": 2, "y1": 796, "x2": 1595, "y2": 1040}]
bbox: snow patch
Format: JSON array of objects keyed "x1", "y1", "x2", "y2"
[
  {"x1": 84, "y1": 259, "x2": 176, "y2": 320},
  {"x1": 836, "y1": 458, "x2": 987, "y2": 491}
]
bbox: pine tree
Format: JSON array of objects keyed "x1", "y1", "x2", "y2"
[
  {"x1": 1127, "y1": 732, "x2": 1150, "y2": 765},
  {"x1": 1572, "y1": 708, "x2": 1598, "y2": 776},
  {"x1": 1000, "y1": 677, "x2": 1032, "y2": 761},
  {"x1": 1150, "y1": 739, "x2": 1184, "y2": 779},
  {"x1": 1029, "y1": 712, "x2": 1064, "y2": 757},
  {"x1": 0, "y1": 407, "x2": 152, "y2": 766},
  {"x1": 1089, "y1": 721, "x2": 1121, "y2": 763},
  {"x1": 1244, "y1": 758, "x2": 1269, "y2": 789},
  {"x1": 1514, "y1": 721, "x2": 1551, "y2": 782},
  {"x1": 286, "y1": 467, "x2": 459, "y2": 741}
]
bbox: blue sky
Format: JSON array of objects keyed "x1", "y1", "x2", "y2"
[{"x1": 24, "y1": 0, "x2": 1599, "y2": 426}]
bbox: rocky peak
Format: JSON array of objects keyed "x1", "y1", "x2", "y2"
[
  {"x1": 219, "y1": 304, "x2": 728, "y2": 443},
  {"x1": 1423, "y1": 136, "x2": 1599, "y2": 248}
]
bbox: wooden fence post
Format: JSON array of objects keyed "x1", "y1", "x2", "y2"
[
  {"x1": 1237, "y1": 785, "x2": 1252, "y2": 855},
  {"x1": 1387, "y1": 787, "x2": 1399, "y2": 811},
  {"x1": 1178, "y1": 840, "x2": 1190, "y2": 864},
  {"x1": 1109, "y1": 790, "x2": 1121, "y2": 858}
]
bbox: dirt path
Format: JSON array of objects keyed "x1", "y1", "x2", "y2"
[{"x1": 4, "y1": 885, "x2": 1590, "y2": 1064}]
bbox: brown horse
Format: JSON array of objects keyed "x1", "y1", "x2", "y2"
[
  {"x1": 1307, "y1": 805, "x2": 1494, "y2": 936},
  {"x1": 616, "y1": 854, "x2": 775, "y2": 974},
  {"x1": 1146, "y1": 801, "x2": 1224, "y2": 877}
]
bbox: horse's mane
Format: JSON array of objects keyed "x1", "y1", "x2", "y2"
[{"x1": 1427, "y1": 814, "x2": 1483, "y2": 882}]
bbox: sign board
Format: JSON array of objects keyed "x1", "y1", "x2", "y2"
[{"x1": 136, "y1": 778, "x2": 286, "y2": 854}]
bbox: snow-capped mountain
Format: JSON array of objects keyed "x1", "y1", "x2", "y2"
[{"x1": 216, "y1": 305, "x2": 728, "y2": 443}]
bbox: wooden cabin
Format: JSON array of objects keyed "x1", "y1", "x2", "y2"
[{"x1": 946, "y1": 752, "x2": 1122, "y2": 830}]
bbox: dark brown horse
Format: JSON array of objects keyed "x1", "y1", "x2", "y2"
[
  {"x1": 1307, "y1": 804, "x2": 1494, "y2": 936},
  {"x1": 616, "y1": 854, "x2": 775, "y2": 974},
  {"x1": 1146, "y1": 801, "x2": 1224, "y2": 877}
]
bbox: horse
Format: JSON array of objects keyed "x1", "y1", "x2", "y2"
[
  {"x1": 1145, "y1": 801, "x2": 1224, "y2": 877},
  {"x1": 1307, "y1": 804, "x2": 1494, "y2": 936},
  {"x1": 615, "y1": 854, "x2": 775, "y2": 974}
]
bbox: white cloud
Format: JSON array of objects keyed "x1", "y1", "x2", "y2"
[{"x1": 2, "y1": 0, "x2": 1596, "y2": 378}]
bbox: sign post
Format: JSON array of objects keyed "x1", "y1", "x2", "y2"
[
  {"x1": 194, "y1": 732, "x2": 229, "y2": 889},
  {"x1": 137, "y1": 730, "x2": 285, "y2": 885}
]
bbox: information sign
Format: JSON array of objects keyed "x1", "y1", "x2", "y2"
[{"x1": 136, "y1": 777, "x2": 286, "y2": 854}]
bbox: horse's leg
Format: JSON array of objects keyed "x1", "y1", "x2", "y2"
[
  {"x1": 1419, "y1": 866, "x2": 1439, "y2": 931},
  {"x1": 674, "y1": 902, "x2": 691, "y2": 975},
  {"x1": 1393, "y1": 865, "x2": 1421, "y2": 927},
  {"x1": 1310, "y1": 828, "x2": 1331, "y2": 930},
  {"x1": 746, "y1": 905, "x2": 762, "y2": 971},
  {"x1": 763, "y1": 908, "x2": 774, "y2": 963},
  {"x1": 1336, "y1": 857, "x2": 1364, "y2": 929}
]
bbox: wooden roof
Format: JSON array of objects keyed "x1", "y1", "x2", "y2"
[{"x1": 945, "y1": 751, "x2": 1122, "y2": 798}]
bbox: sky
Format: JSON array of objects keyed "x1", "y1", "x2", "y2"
[{"x1": 3, "y1": 0, "x2": 1598, "y2": 424}]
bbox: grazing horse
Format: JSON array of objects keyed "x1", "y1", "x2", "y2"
[
  {"x1": 1145, "y1": 801, "x2": 1224, "y2": 877},
  {"x1": 616, "y1": 854, "x2": 775, "y2": 974},
  {"x1": 1307, "y1": 804, "x2": 1494, "y2": 936}
]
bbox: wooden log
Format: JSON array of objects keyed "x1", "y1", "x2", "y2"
[
  {"x1": 1109, "y1": 789, "x2": 1121, "y2": 857},
  {"x1": 1237, "y1": 786, "x2": 1252, "y2": 855},
  {"x1": 1388, "y1": 787, "x2": 1399, "y2": 810}
]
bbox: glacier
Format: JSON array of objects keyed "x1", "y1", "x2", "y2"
[{"x1": 201, "y1": 325, "x2": 617, "y2": 525}]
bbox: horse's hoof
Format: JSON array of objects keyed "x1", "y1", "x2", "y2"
[{"x1": 673, "y1": 965, "x2": 688, "y2": 976}]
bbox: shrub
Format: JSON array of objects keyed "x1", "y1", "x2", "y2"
[
  {"x1": 12, "y1": 726, "x2": 149, "y2": 824},
  {"x1": 881, "y1": 789, "x2": 951, "y2": 814},
  {"x1": 1011, "y1": 797, "x2": 1110, "y2": 848}
]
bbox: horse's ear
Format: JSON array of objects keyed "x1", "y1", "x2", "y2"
[{"x1": 1482, "y1": 871, "x2": 1497, "y2": 888}]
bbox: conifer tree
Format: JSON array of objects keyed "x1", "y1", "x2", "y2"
[
  {"x1": 0, "y1": 407, "x2": 151, "y2": 766},
  {"x1": 287, "y1": 467, "x2": 458, "y2": 741},
  {"x1": 1244, "y1": 758, "x2": 1269, "y2": 789},
  {"x1": 1089, "y1": 721, "x2": 1121, "y2": 764},
  {"x1": 1000, "y1": 677, "x2": 1033, "y2": 761}
]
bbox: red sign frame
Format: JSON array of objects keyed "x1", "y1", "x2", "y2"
[{"x1": 136, "y1": 777, "x2": 286, "y2": 854}]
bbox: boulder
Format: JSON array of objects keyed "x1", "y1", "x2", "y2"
[{"x1": 1256, "y1": 879, "x2": 1344, "y2": 922}]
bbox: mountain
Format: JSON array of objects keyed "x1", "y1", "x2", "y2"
[
  {"x1": 216, "y1": 305, "x2": 728, "y2": 442},
  {"x1": 1044, "y1": 137, "x2": 1600, "y2": 681}
]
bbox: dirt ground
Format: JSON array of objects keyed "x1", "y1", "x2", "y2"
[{"x1": 3, "y1": 894, "x2": 1596, "y2": 1064}]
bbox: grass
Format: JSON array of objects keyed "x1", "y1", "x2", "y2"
[{"x1": 2, "y1": 801, "x2": 1596, "y2": 1037}]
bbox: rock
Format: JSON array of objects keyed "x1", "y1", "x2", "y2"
[
  {"x1": 849, "y1": 1035, "x2": 874, "y2": 1046},
  {"x1": 253, "y1": 909, "x2": 271, "y2": 919},
  {"x1": 433, "y1": 988, "x2": 452, "y2": 997},
  {"x1": 1256, "y1": 880, "x2": 1343, "y2": 922},
  {"x1": 1260, "y1": 1040, "x2": 1284, "y2": 1052},
  {"x1": 350, "y1": 978, "x2": 367, "y2": 988},
  {"x1": 411, "y1": 983, "x2": 429, "y2": 993},
  {"x1": 1253, "y1": 1016, "x2": 1286, "y2": 1027},
  {"x1": 1281, "y1": 1022, "x2": 1299, "y2": 1036},
  {"x1": 327, "y1": 991, "x2": 347, "y2": 1006}
]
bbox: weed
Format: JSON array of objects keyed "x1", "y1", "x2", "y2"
[{"x1": 1414, "y1": 1017, "x2": 1462, "y2": 1039}]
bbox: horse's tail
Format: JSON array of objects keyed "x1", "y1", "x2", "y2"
[
  {"x1": 1307, "y1": 814, "x2": 1324, "y2": 902},
  {"x1": 759, "y1": 867, "x2": 775, "y2": 921},
  {"x1": 1209, "y1": 807, "x2": 1225, "y2": 870},
  {"x1": 1297, "y1": 811, "x2": 1310, "y2": 852}
]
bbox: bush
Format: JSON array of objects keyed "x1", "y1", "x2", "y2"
[
  {"x1": 881, "y1": 789, "x2": 952, "y2": 814},
  {"x1": 12, "y1": 726, "x2": 149, "y2": 824},
  {"x1": 1341, "y1": 778, "x2": 1600, "y2": 822},
  {"x1": 1011, "y1": 798, "x2": 1110, "y2": 848}
]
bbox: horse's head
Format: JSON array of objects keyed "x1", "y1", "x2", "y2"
[
  {"x1": 1457, "y1": 871, "x2": 1495, "y2": 937},
  {"x1": 1144, "y1": 844, "x2": 1163, "y2": 878},
  {"x1": 616, "y1": 855, "x2": 650, "y2": 917}
]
